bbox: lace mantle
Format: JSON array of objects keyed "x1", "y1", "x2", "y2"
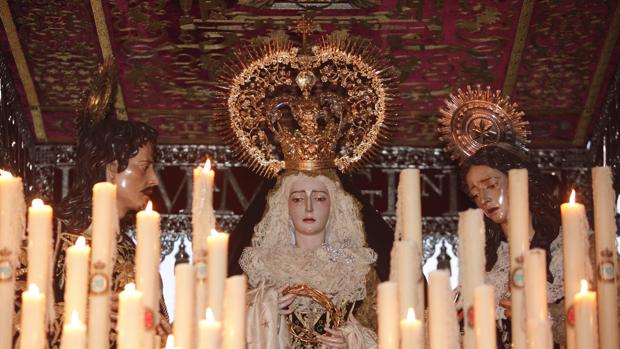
[{"x1": 486, "y1": 234, "x2": 565, "y2": 319}]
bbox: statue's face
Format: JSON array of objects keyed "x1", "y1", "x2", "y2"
[
  {"x1": 109, "y1": 143, "x2": 159, "y2": 216},
  {"x1": 465, "y1": 165, "x2": 509, "y2": 225},
  {"x1": 288, "y1": 176, "x2": 331, "y2": 240}
]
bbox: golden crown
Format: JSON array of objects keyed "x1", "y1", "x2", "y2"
[
  {"x1": 217, "y1": 20, "x2": 399, "y2": 177},
  {"x1": 438, "y1": 85, "x2": 530, "y2": 162}
]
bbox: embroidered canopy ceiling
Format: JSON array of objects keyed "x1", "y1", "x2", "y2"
[{"x1": 0, "y1": 0, "x2": 618, "y2": 148}]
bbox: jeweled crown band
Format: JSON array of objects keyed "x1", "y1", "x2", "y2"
[{"x1": 284, "y1": 160, "x2": 335, "y2": 172}]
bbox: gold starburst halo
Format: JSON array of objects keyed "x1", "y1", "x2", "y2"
[
  {"x1": 216, "y1": 29, "x2": 400, "y2": 178},
  {"x1": 437, "y1": 85, "x2": 530, "y2": 162}
]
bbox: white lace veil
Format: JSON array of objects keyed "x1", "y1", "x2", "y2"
[{"x1": 240, "y1": 171, "x2": 377, "y2": 306}]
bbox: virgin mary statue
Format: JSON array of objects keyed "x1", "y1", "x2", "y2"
[{"x1": 218, "y1": 21, "x2": 400, "y2": 349}]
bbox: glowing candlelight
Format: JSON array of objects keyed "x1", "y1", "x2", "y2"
[
  {"x1": 60, "y1": 311, "x2": 86, "y2": 349},
  {"x1": 561, "y1": 189, "x2": 591, "y2": 349},
  {"x1": 20, "y1": 283, "x2": 46, "y2": 349},
  {"x1": 26, "y1": 197, "x2": 53, "y2": 300},
  {"x1": 164, "y1": 335, "x2": 180, "y2": 349},
  {"x1": 199, "y1": 308, "x2": 221, "y2": 348},
  {"x1": 117, "y1": 283, "x2": 144, "y2": 349},
  {"x1": 193, "y1": 158, "x2": 216, "y2": 318},
  {"x1": 31, "y1": 198, "x2": 44, "y2": 208},
  {"x1": 400, "y1": 307, "x2": 423, "y2": 348},
  {"x1": 136, "y1": 199, "x2": 161, "y2": 349},
  {"x1": 574, "y1": 280, "x2": 598, "y2": 349}
]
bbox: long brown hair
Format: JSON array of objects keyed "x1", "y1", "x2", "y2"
[
  {"x1": 460, "y1": 145, "x2": 560, "y2": 280},
  {"x1": 57, "y1": 119, "x2": 157, "y2": 232}
]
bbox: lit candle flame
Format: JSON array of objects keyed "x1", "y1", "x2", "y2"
[
  {"x1": 206, "y1": 308, "x2": 215, "y2": 323},
  {"x1": 203, "y1": 159, "x2": 211, "y2": 172},
  {"x1": 27, "y1": 283, "x2": 40, "y2": 294},
  {"x1": 31, "y1": 198, "x2": 44, "y2": 208},
  {"x1": 210, "y1": 228, "x2": 219, "y2": 237},
  {"x1": 407, "y1": 307, "x2": 416, "y2": 321},
  {"x1": 165, "y1": 335, "x2": 175, "y2": 349},
  {"x1": 75, "y1": 236, "x2": 86, "y2": 248},
  {"x1": 0, "y1": 169, "x2": 12, "y2": 178},
  {"x1": 70, "y1": 310, "x2": 81, "y2": 325},
  {"x1": 146, "y1": 201, "x2": 153, "y2": 212},
  {"x1": 580, "y1": 279, "x2": 588, "y2": 293},
  {"x1": 569, "y1": 189, "x2": 576, "y2": 204},
  {"x1": 124, "y1": 283, "x2": 136, "y2": 292}
]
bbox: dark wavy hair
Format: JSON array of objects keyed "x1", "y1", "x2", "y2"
[
  {"x1": 459, "y1": 145, "x2": 561, "y2": 281},
  {"x1": 57, "y1": 119, "x2": 158, "y2": 232}
]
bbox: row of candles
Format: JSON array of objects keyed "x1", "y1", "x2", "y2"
[
  {"x1": 376, "y1": 167, "x2": 618, "y2": 349},
  {"x1": 0, "y1": 160, "x2": 247, "y2": 349},
  {"x1": 0, "y1": 161, "x2": 618, "y2": 349}
]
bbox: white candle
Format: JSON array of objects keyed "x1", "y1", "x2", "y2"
[
  {"x1": 399, "y1": 169, "x2": 422, "y2": 241},
  {"x1": 27, "y1": 198, "x2": 53, "y2": 294},
  {"x1": 574, "y1": 280, "x2": 598, "y2": 349},
  {"x1": 592, "y1": 166, "x2": 619, "y2": 349},
  {"x1": 199, "y1": 308, "x2": 222, "y2": 349},
  {"x1": 524, "y1": 249, "x2": 551, "y2": 349},
  {"x1": 508, "y1": 168, "x2": 529, "y2": 349},
  {"x1": 19, "y1": 283, "x2": 46, "y2": 349},
  {"x1": 193, "y1": 159, "x2": 215, "y2": 318},
  {"x1": 222, "y1": 275, "x2": 246, "y2": 349},
  {"x1": 0, "y1": 169, "x2": 25, "y2": 349},
  {"x1": 117, "y1": 283, "x2": 144, "y2": 349},
  {"x1": 64, "y1": 236, "x2": 90, "y2": 325},
  {"x1": 164, "y1": 334, "x2": 180, "y2": 349},
  {"x1": 88, "y1": 182, "x2": 117, "y2": 349},
  {"x1": 208, "y1": 229, "x2": 229, "y2": 321},
  {"x1": 136, "y1": 201, "x2": 162, "y2": 349},
  {"x1": 173, "y1": 263, "x2": 195, "y2": 349},
  {"x1": 0, "y1": 169, "x2": 24, "y2": 255},
  {"x1": 428, "y1": 270, "x2": 459, "y2": 349},
  {"x1": 458, "y1": 208, "x2": 485, "y2": 349},
  {"x1": 192, "y1": 159, "x2": 215, "y2": 255},
  {"x1": 395, "y1": 240, "x2": 419, "y2": 319},
  {"x1": 474, "y1": 284, "x2": 497, "y2": 349},
  {"x1": 378, "y1": 281, "x2": 399, "y2": 349},
  {"x1": 526, "y1": 319, "x2": 552, "y2": 349},
  {"x1": 91, "y1": 182, "x2": 117, "y2": 265},
  {"x1": 397, "y1": 169, "x2": 425, "y2": 326},
  {"x1": 400, "y1": 308, "x2": 423, "y2": 349},
  {"x1": 60, "y1": 311, "x2": 86, "y2": 349},
  {"x1": 561, "y1": 190, "x2": 591, "y2": 349},
  {"x1": 524, "y1": 249, "x2": 548, "y2": 320}
]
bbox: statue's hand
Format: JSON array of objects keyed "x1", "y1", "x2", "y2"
[
  {"x1": 499, "y1": 298, "x2": 512, "y2": 319},
  {"x1": 317, "y1": 328, "x2": 348, "y2": 349},
  {"x1": 277, "y1": 285, "x2": 296, "y2": 315}
]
